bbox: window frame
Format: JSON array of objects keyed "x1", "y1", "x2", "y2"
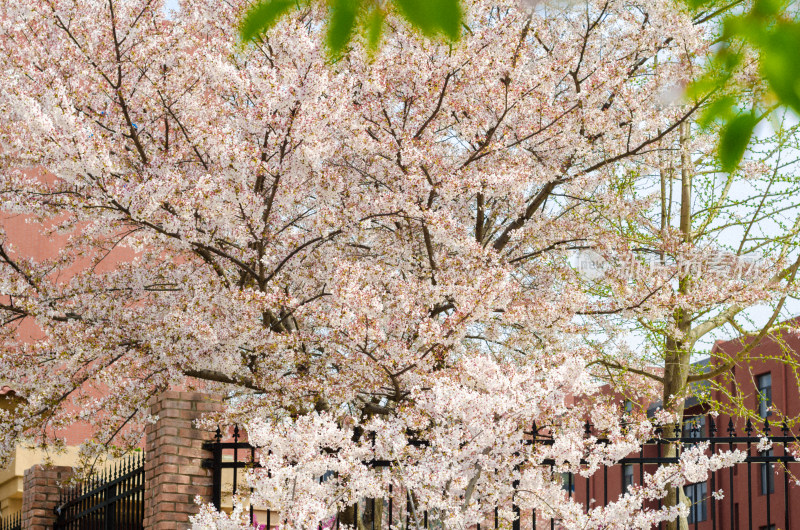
[
  {"x1": 685, "y1": 482, "x2": 708, "y2": 523},
  {"x1": 757, "y1": 372, "x2": 772, "y2": 418}
]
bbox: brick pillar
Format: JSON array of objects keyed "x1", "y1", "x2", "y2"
[
  {"x1": 21, "y1": 465, "x2": 74, "y2": 530},
  {"x1": 143, "y1": 391, "x2": 224, "y2": 530}
]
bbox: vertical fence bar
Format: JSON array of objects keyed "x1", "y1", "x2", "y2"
[
  {"x1": 78, "y1": 483, "x2": 82, "y2": 530},
  {"x1": 709, "y1": 415, "x2": 716, "y2": 530},
  {"x1": 140, "y1": 455, "x2": 146, "y2": 530},
  {"x1": 250, "y1": 445, "x2": 255, "y2": 526},
  {"x1": 125, "y1": 460, "x2": 130, "y2": 530},
  {"x1": 656, "y1": 426, "x2": 663, "y2": 530},
  {"x1": 765, "y1": 419, "x2": 772, "y2": 530},
  {"x1": 784, "y1": 421, "x2": 790, "y2": 530},
  {"x1": 122, "y1": 460, "x2": 128, "y2": 530},
  {"x1": 585, "y1": 422, "x2": 591, "y2": 513},
  {"x1": 728, "y1": 419, "x2": 735, "y2": 530},
  {"x1": 133, "y1": 455, "x2": 138, "y2": 530},
  {"x1": 550, "y1": 463, "x2": 555, "y2": 530},
  {"x1": 512, "y1": 466, "x2": 521, "y2": 530},
  {"x1": 233, "y1": 425, "x2": 240, "y2": 499},
  {"x1": 267, "y1": 448, "x2": 272, "y2": 530},
  {"x1": 105, "y1": 476, "x2": 116, "y2": 530},
  {"x1": 84, "y1": 477, "x2": 89, "y2": 530},
  {"x1": 639, "y1": 446, "x2": 644, "y2": 491},
  {"x1": 746, "y1": 419, "x2": 753, "y2": 530},
  {"x1": 212, "y1": 427, "x2": 222, "y2": 510},
  {"x1": 130, "y1": 458, "x2": 134, "y2": 530}
]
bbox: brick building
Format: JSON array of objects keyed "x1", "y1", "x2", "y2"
[{"x1": 576, "y1": 329, "x2": 800, "y2": 529}]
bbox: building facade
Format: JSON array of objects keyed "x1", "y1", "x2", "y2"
[{"x1": 575, "y1": 329, "x2": 800, "y2": 529}]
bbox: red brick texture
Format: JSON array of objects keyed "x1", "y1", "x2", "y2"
[
  {"x1": 21, "y1": 465, "x2": 74, "y2": 530},
  {"x1": 143, "y1": 391, "x2": 224, "y2": 530}
]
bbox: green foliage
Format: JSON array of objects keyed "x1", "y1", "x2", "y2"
[
  {"x1": 364, "y1": 6, "x2": 386, "y2": 51},
  {"x1": 327, "y1": 0, "x2": 362, "y2": 57},
  {"x1": 687, "y1": 0, "x2": 800, "y2": 172},
  {"x1": 719, "y1": 112, "x2": 758, "y2": 172},
  {"x1": 239, "y1": 0, "x2": 463, "y2": 56},
  {"x1": 240, "y1": 0, "x2": 298, "y2": 43},
  {"x1": 392, "y1": 0, "x2": 462, "y2": 40},
  {"x1": 756, "y1": 21, "x2": 800, "y2": 114}
]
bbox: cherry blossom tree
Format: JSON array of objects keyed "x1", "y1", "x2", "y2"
[{"x1": 0, "y1": 0, "x2": 742, "y2": 527}]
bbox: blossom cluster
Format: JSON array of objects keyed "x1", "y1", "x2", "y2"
[{"x1": 0, "y1": 0, "x2": 750, "y2": 527}]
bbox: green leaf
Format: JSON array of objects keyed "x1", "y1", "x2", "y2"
[
  {"x1": 759, "y1": 22, "x2": 800, "y2": 115},
  {"x1": 752, "y1": 0, "x2": 785, "y2": 18},
  {"x1": 240, "y1": 0, "x2": 297, "y2": 43},
  {"x1": 364, "y1": 7, "x2": 386, "y2": 52},
  {"x1": 431, "y1": 0, "x2": 461, "y2": 41},
  {"x1": 327, "y1": 0, "x2": 362, "y2": 57},
  {"x1": 392, "y1": 0, "x2": 462, "y2": 41},
  {"x1": 685, "y1": 0, "x2": 716, "y2": 11},
  {"x1": 719, "y1": 112, "x2": 757, "y2": 173},
  {"x1": 697, "y1": 95, "x2": 736, "y2": 128}
]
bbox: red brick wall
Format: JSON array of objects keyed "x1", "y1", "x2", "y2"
[
  {"x1": 21, "y1": 465, "x2": 74, "y2": 530},
  {"x1": 143, "y1": 391, "x2": 224, "y2": 530}
]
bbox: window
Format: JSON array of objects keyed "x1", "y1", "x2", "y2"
[
  {"x1": 623, "y1": 464, "x2": 634, "y2": 491},
  {"x1": 682, "y1": 416, "x2": 706, "y2": 439},
  {"x1": 560, "y1": 472, "x2": 574, "y2": 493},
  {"x1": 761, "y1": 449, "x2": 775, "y2": 495},
  {"x1": 624, "y1": 400, "x2": 633, "y2": 414},
  {"x1": 685, "y1": 482, "x2": 707, "y2": 523},
  {"x1": 757, "y1": 373, "x2": 772, "y2": 418}
]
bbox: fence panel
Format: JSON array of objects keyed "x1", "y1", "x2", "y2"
[
  {"x1": 202, "y1": 426, "x2": 267, "y2": 527},
  {"x1": 54, "y1": 452, "x2": 145, "y2": 530},
  {"x1": 0, "y1": 511, "x2": 21, "y2": 530},
  {"x1": 203, "y1": 416, "x2": 799, "y2": 529}
]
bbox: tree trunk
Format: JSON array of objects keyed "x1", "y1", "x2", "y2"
[
  {"x1": 663, "y1": 121, "x2": 692, "y2": 530},
  {"x1": 662, "y1": 341, "x2": 690, "y2": 530}
]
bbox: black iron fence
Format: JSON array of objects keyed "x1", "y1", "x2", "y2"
[
  {"x1": 542, "y1": 416, "x2": 798, "y2": 530},
  {"x1": 0, "y1": 512, "x2": 21, "y2": 530},
  {"x1": 54, "y1": 452, "x2": 145, "y2": 530},
  {"x1": 203, "y1": 416, "x2": 799, "y2": 530},
  {"x1": 202, "y1": 426, "x2": 269, "y2": 526}
]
